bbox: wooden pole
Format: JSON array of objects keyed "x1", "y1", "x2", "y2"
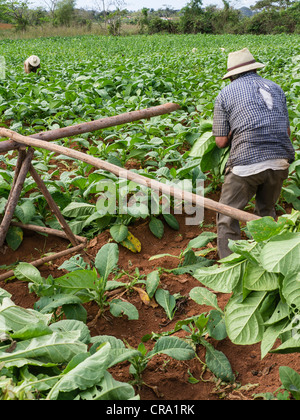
[
  {"x1": 0, "y1": 140, "x2": 19, "y2": 153},
  {"x1": 32, "y1": 103, "x2": 181, "y2": 142},
  {"x1": 29, "y1": 165, "x2": 80, "y2": 247},
  {"x1": 0, "y1": 242, "x2": 86, "y2": 282},
  {"x1": 0, "y1": 103, "x2": 180, "y2": 152},
  {"x1": 4, "y1": 149, "x2": 26, "y2": 214},
  {"x1": 0, "y1": 148, "x2": 35, "y2": 248},
  {"x1": 0, "y1": 128, "x2": 260, "y2": 224},
  {"x1": 10, "y1": 221, "x2": 87, "y2": 244}
]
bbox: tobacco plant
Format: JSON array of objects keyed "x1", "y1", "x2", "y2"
[
  {"x1": 0, "y1": 288, "x2": 139, "y2": 400},
  {"x1": 14, "y1": 243, "x2": 139, "y2": 322},
  {"x1": 192, "y1": 212, "x2": 300, "y2": 356}
]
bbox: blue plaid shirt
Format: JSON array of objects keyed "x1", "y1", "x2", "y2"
[{"x1": 212, "y1": 72, "x2": 295, "y2": 168}]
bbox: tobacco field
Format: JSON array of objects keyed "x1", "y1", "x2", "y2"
[{"x1": 0, "y1": 33, "x2": 300, "y2": 400}]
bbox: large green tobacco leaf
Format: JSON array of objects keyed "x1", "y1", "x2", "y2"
[
  {"x1": 109, "y1": 299, "x2": 139, "y2": 320},
  {"x1": 189, "y1": 132, "x2": 215, "y2": 158},
  {"x1": 54, "y1": 270, "x2": 98, "y2": 292},
  {"x1": 110, "y1": 224, "x2": 128, "y2": 242},
  {"x1": 50, "y1": 320, "x2": 91, "y2": 345},
  {"x1": 90, "y1": 335, "x2": 140, "y2": 368},
  {"x1": 279, "y1": 367, "x2": 300, "y2": 400},
  {"x1": 190, "y1": 287, "x2": 220, "y2": 311},
  {"x1": 149, "y1": 217, "x2": 164, "y2": 239},
  {"x1": 146, "y1": 270, "x2": 160, "y2": 299},
  {"x1": 62, "y1": 202, "x2": 95, "y2": 218},
  {"x1": 225, "y1": 292, "x2": 267, "y2": 345},
  {"x1": 228, "y1": 240, "x2": 262, "y2": 264},
  {"x1": 0, "y1": 331, "x2": 87, "y2": 364},
  {"x1": 193, "y1": 260, "x2": 245, "y2": 293},
  {"x1": 148, "y1": 336, "x2": 195, "y2": 360},
  {"x1": 261, "y1": 319, "x2": 288, "y2": 359},
  {"x1": 0, "y1": 297, "x2": 51, "y2": 333},
  {"x1": 155, "y1": 288, "x2": 176, "y2": 320},
  {"x1": 94, "y1": 243, "x2": 119, "y2": 282},
  {"x1": 282, "y1": 271, "x2": 300, "y2": 311},
  {"x1": 247, "y1": 216, "x2": 286, "y2": 242},
  {"x1": 14, "y1": 201, "x2": 36, "y2": 225},
  {"x1": 185, "y1": 232, "x2": 217, "y2": 252},
  {"x1": 202, "y1": 340, "x2": 235, "y2": 383},
  {"x1": 271, "y1": 336, "x2": 300, "y2": 354},
  {"x1": 5, "y1": 226, "x2": 23, "y2": 251},
  {"x1": 243, "y1": 264, "x2": 279, "y2": 291},
  {"x1": 35, "y1": 294, "x2": 83, "y2": 314},
  {"x1": 47, "y1": 342, "x2": 111, "y2": 400},
  {"x1": 58, "y1": 255, "x2": 90, "y2": 272},
  {"x1": 82, "y1": 371, "x2": 137, "y2": 400},
  {"x1": 0, "y1": 288, "x2": 12, "y2": 302},
  {"x1": 14, "y1": 262, "x2": 45, "y2": 284},
  {"x1": 260, "y1": 233, "x2": 300, "y2": 275}
]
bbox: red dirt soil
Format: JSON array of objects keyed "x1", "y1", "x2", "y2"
[{"x1": 0, "y1": 204, "x2": 298, "y2": 400}]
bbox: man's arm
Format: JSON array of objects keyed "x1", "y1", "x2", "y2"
[
  {"x1": 216, "y1": 135, "x2": 230, "y2": 148},
  {"x1": 213, "y1": 93, "x2": 231, "y2": 149},
  {"x1": 215, "y1": 131, "x2": 232, "y2": 148}
]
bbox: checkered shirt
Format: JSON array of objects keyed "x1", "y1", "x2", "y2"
[{"x1": 212, "y1": 72, "x2": 295, "y2": 168}]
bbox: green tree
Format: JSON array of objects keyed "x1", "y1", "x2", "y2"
[
  {"x1": 107, "y1": 0, "x2": 127, "y2": 35},
  {"x1": 180, "y1": 0, "x2": 207, "y2": 33},
  {"x1": 186, "y1": 0, "x2": 203, "y2": 12},
  {"x1": 42, "y1": 0, "x2": 59, "y2": 18},
  {"x1": 55, "y1": 0, "x2": 76, "y2": 26},
  {"x1": 29, "y1": 6, "x2": 49, "y2": 26},
  {"x1": 139, "y1": 7, "x2": 149, "y2": 33},
  {"x1": 107, "y1": 8, "x2": 125, "y2": 35},
  {"x1": 0, "y1": 0, "x2": 30, "y2": 31},
  {"x1": 211, "y1": 0, "x2": 242, "y2": 34},
  {"x1": 251, "y1": 0, "x2": 296, "y2": 11}
]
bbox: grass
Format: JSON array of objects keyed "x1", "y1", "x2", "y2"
[{"x1": 0, "y1": 23, "x2": 141, "y2": 40}]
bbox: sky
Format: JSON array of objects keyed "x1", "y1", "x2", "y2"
[{"x1": 33, "y1": 0, "x2": 258, "y2": 12}]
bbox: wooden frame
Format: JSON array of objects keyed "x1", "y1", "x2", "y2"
[
  {"x1": 0, "y1": 102, "x2": 259, "y2": 281},
  {"x1": 0, "y1": 103, "x2": 183, "y2": 280}
]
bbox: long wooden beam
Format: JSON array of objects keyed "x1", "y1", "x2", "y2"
[
  {"x1": 0, "y1": 103, "x2": 180, "y2": 152},
  {"x1": 0, "y1": 242, "x2": 86, "y2": 282},
  {"x1": 0, "y1": 128, "x2": 260, "y2": 224},
  {"x1": 10, "y1": 221, "x2": 86, "y2": 243}
]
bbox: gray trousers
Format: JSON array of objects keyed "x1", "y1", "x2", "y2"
[{"x1": 217, "y1": 168, "x2": 289, "y2": 259}]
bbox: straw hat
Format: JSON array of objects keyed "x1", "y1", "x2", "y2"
[
  {"x1": 27, "y1": 55, "x2": 40, "y2": 67},
  {"x1": 223, "y1": 48, "x2": 265, "y2": 80}
]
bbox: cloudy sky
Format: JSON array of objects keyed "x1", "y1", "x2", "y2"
[{"x1": 33, "y1": 0, "x2": 258, "y2": 11}]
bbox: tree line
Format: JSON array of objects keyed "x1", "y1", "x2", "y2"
[
  {"x1": 144, "y1": 0, "x2": 300, "y2": 35},
  {"x1": 0, "y1": 0, "x2": 299, "y2": 35}
]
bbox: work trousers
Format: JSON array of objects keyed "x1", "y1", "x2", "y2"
[{"x1": 217, "y1": 168, "x2": 289, "y2": 259}]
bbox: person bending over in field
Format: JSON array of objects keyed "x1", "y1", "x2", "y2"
[
  {"x1": 24, "y1": 55, "x2": 40, "y2": 74},
  {"x1": 212, "y1": 47, "x2": 295, "y2": 259}
]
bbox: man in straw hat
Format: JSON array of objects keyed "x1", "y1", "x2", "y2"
[
  {"x1": 212, "y1": 48, "x2": 295, "y2": 259},
  {"x1": 24, "y1": 55, "x2": 40, "y2": 74}
]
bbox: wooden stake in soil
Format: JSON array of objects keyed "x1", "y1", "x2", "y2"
[
  {"x1": 29, "y1": 165, "x2": 80, "y2": 247},
  {"x1": 0, "y1": 148, "x2": 34, "y2": 248}
]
